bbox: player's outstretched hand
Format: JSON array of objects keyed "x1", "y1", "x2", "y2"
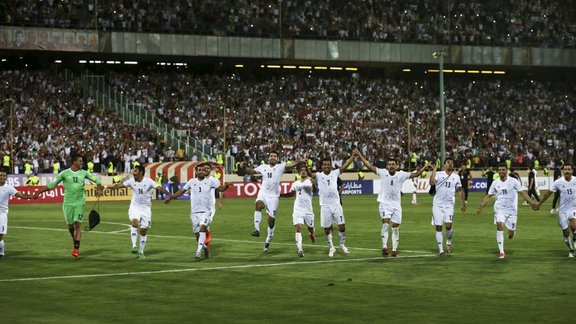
[
  {"x1": 531, "y1": 203, "x2": 540, "y2": 211},
  {"x1": 475, "y1": 208, "x2": 482, "y2": 216},
  {"x1": 32, "y1": 191, "x2": 40, "y2": 199}
]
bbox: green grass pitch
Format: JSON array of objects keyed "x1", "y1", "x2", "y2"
[{"x1": 0, "y1": 193, "x2": 572, "y2": 323}]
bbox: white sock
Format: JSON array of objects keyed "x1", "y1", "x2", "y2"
[
  {"x1": 436, "y1": 231, "x2": 444, "y2": 253},
  {"x1": 0, "y1": 239, "x2": 4, "y2": 255},
  {"x1": 497, "y1": 230, "x2": 504, "y2": 253},
  {"x1": 266, "y1": 226, "x2": 275, "y2": 244},
  {"x1": 326, "y1": 233, "x2": 335, "y2": 248},
  {"x1": 139, "y1": 234, "x2": 147, "y2": 253},
  {"x1": 412, "y1": 193, "x2": 417, "y2": 203},
  {"x1": 253, "y1": 211, "x2": 262, "y2": 231},
  {"x1": 338, "y1": 231, "x2": 346, "y2": 247},
  {"x1": 392, "y1": 227, "x2": 399, "y2": 251},
  {"x1": 197, "y1": 232, "x2": 206, "y2": 253},
  {"x1": 130, "y1": 227, "x2": 138, "y2": 247},
  {"x1": 381, "y1": 223, "x2": 389, "y2": 248},
  {"x1": 295, "y1": 232, "x2": 302, "y2": 251},
  {"x1": 446, "y1": 229, "x2": 453, "y2": 245},
  {"x1": 564, "y1": 234, "x2": 574, "y2": 250}
]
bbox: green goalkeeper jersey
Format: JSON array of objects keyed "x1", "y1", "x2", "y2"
[{"x1": 47, "y1": 168, "x2": 101, "y2": 206}]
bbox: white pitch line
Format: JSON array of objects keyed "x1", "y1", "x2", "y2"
[
  {"x1": 0, "y1": 254, "x2": 436, "y2": 283},
  {"x1": 10, "y1": 225, "x2": 430, "y2": 253}
]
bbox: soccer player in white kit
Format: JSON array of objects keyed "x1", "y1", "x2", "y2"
[
  {"x1": 203, "y1": 163, "x2": 224, "y2": 249},
  {"x1": 430, "y1": 158, "x2": 466, "y2": 256},
  {"x1": 316, "y1": 153, "x2": 357, "y2": 257},
  {"x1": 108, "y1": 166, "x2": 171, "y2": 259},
  {"x1": 476, "y1": 164, "x2": 538, "y2": 259},
  {"x1": 0, "y1": 171, "x2": 33, "y2": 259},
  {"x1": 356, "y1": 150, "x2": 429, "y2": 257},
  {"x1": 280, "y1": 166, "x2": 317, "y2": 257},
  {"x1": 242, "y1": 151, "x2": 302, "y2": 252},
  {"x1": 536, "y1": 163, "x2": 576, "y2": 257},
  {"x1": 165, "y1": 163, "x2": 231, "y2": 260}
]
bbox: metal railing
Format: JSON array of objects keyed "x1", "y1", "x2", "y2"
[{"x1": 81, "y1": 74, "x2": 212, "y2": 160}]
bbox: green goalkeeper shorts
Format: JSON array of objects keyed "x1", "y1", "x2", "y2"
[{"x1": 63, "y1": 205, "x2": 85, "y2": 225}]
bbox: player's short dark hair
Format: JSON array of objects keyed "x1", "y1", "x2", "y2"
[
  {"x1": 444, "y1": 157, "x2": 453, "y2": 164},
  {"x1": 387, "y1": 158, "x2": 398, "y2": 164},
  {"x1": 498, "y1": 163, "x2": 507, "y2": 169},
  {"x1": 563, "y1": 163, "x2": 573, "y2": 170},
  {"x1": 71, "y1": 153, "x2": 83, "y2": 163},
  {"x1": 321, "y1": 158, "x2": 332, "y2": 164},
  {"x1": 135, "y1": 165, "x2": 145, "y2": 175},
  {"x1": 269, "y1": 151, "x2": 279, "y2": 157}
]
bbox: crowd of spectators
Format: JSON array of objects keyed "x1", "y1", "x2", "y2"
[
  {"x1": 106, "y1": 68, "x2": 576, "y2": 170},
  {"x1": 1, "y1": 0, "x2": 574, "y2": 48},
  {"x1": 1, "y1": 67, "x2": 574, "y2": 175},
  {"x1": 0, "y1": 69, "x2": 160, "y2": 175}
]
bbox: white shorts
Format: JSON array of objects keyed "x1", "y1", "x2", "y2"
[
  {"x1": 432, "y1": 205, "x2": 454, "y2": 226},
  {"x1": 293, "y1": 212, "x2": 314, "y2": 227},
  {"x1": 494, "y1": 211, "x2": 517, "y2": 231},
  {"x1": 190, "y1": 211, "x2": 212, "y2": 233},
  {"x1": 320, "y1": 204, "x2": 345, "y2": 228},
  {"x1": 256, "y1": 194, "x2": 279, "y2": 218},
  {"x1": 379, "y1": 204, "x2": 402, "y2": 224},
  {"x1": 129, "y1": 206, "x2": 152, "y2": 229},
  {"x1": 558, "y1": 209, "x2": 576, "y2": 230},
  {"x1": 0, "y1": 212, "x2": 7, "y2": 235}
]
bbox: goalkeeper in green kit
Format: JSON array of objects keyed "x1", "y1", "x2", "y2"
[{"x1": 33, "y1": 154, "x2": 104, "y2": 257}]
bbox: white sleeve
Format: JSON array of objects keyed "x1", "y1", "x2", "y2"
[
  {"x1": 254, "y1": 165, "x2": 265, "y2": 174},
  {"x1": 123, "y1": 179, "x2": 133, "y2": 188}
]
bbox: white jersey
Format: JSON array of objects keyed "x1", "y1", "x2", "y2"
[
  {"x1": 0, "y1": 184, "x2": 18, "y2": 214},
  {"x1": 291, "y1": 178, "x2": 314, "y2": 215},
  {"x1": 432, "y1": 171, "x2": 462, "y2": 207},
  {"x1": 183, "y1": 177, "x2": 221, "y2": 214},
  {"x1": 376, "y1": 169, "x2": 410, "y2": 207},
  {"x1": 550, "y1": 177, "x2": 576, "y2": 215},
  {"x1": 316, "y1": 169, "x2": 341, "y2": 206},
  {"x1": 488, "y1": 177, "x2": 522, "y2": 214},
  {"x1": 123, "y1": 178, "x2": 158, "y2": 209},
  {"x1": 255, "y1": 163, "x2": 286, "y2": 198}
]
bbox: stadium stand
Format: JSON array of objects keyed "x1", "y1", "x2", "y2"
[
  {"x1": 0, "y1": 68, "x2": 160, "y2": 174},
  {"x1": 0, "y1": 64, "x2": 574, "y2": 173},
  {"x1": 0, "y1": 0, "x2": 574, "y2": 47}
]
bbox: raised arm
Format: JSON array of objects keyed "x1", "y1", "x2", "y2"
[
  {"x1": 339, "y1": 151, "x2": 357, "y2": 174},
  {"x1": 429, "y1": 164, "x2": 438, "y2": 185},
  {"x1": 286, "y1": 160, "x2": 305, "y2": 170},
  {"x1": 242, "y1": 161, "x2": 258, "y2": 175},
  {"x1": 355, "y1": 148, "x2": 376, "y2": 173},
  {"x1": 409, "y1": 161, "x2": 430, "y2": 179}
]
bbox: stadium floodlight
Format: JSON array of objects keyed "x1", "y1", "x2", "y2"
[{"x1": 433, "y1": 51, "x2": 447, "y2": 164}]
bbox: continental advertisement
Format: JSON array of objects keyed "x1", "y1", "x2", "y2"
[{"x1": 85, "y1": 185, "x2": 133, "y2": 202}]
